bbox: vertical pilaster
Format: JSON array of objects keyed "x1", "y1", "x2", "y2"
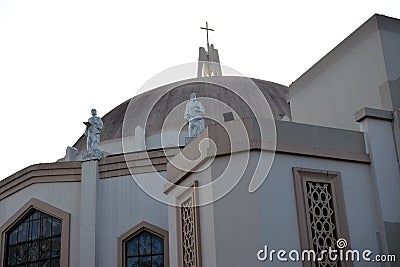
[
  {"x1": 79, "y1": 160, "x2": 99, "y2": 267},
  {"x1": 356, "y1": 107, "x2": 400, "y2": 265}
]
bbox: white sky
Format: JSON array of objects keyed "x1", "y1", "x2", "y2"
[{"x1": 0, "y1": 0, "x2": 399, "y2": 180}]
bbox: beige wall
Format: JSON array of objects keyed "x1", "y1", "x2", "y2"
[
  {"x1": 289, "y1": 16, "x2": 389, "y2": 130},
  {"x1": 165, "y1": 149, "x2": 382, "y2": 266},
  {"x1": 164, "y1": 117, "x2": 380, "y2": 266},
  {"x1": 0, "y1": 182, "x2": 81, "y2": 267},
  {"x1": 209, "y1": 151, "x2": 381, "y2": 266},
  {"x1": 0, "y1": 173, "x2": 171, "y2": 267},
  {"x1": 167, "y1": 165, "x2": 218, "y2": 267},
  {"x1": 96, "y1": 173, "x2": 169, "y2": 266},
  {"x1": 379, "y1": 19, "x2": 400, "y2": 82}
]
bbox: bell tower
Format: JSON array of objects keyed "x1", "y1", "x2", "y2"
[{"x1": 197, "y1": 22, "x2": 222, "y2": 77}]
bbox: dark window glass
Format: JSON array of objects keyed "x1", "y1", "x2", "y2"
[
  {"x1": 127, "y1": 237, "x2": 139, "y2": 257},
  {"x1": 127, "y1": 257, "x2": 139, "y2": 267},
  {"x1": 138, "y1": 231, "x2": 151, "y2": 256},
  {"x1": 152, "y1": 255, "x2": 163, "y2": 267},
  {"x1": 152, "y1": 236, "x2": 163, "y2": 255},
  {"x1": 125, "y1": 230, "x2": 164, "y2": 267},
  {"x1": 4, "y1": 209, "x2": 62, "y2": 267},
  {"x1": 139, "y1": 256, "x2": 151, "y2": 267}
]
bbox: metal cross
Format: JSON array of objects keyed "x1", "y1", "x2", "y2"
[{"x1": 200, "y1": 21, "x2": 214, "y2": 51}]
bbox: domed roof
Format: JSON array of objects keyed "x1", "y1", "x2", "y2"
[{"x1": 73, "y1": 76, "x2": 289, "y2": 152}]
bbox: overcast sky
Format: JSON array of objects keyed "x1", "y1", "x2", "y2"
[{"x1": 0, "y1": 0, "x2": 399, "y2": 179}]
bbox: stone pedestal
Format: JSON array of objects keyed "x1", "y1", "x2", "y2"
[
  {"x1": 185, "y1": 136, "x2": 195, "y2": 145},
  {"x1": 81, "y1": 149, "x2": 104, "y2": 161}
]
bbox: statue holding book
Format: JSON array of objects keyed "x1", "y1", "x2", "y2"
[
  {"x1": 81, "y1": 109, "x2": 105, "y2": 161},
  {"x1": 184, "y1": 93, "x2": 205, "y2": 144}
]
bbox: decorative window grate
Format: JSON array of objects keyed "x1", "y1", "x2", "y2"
[
  {"x1": 293, "y1": 168, "x2": 352, "y2": 267},
  {"x1": 306, "y1": 181, "x2": 340, "y2": 267},
  {"x1": 176, "y1": 181, "x2": 200, "y2": 267},
  {"x1": 181, "y1": 197, "x2": 196, "y2": 267}
]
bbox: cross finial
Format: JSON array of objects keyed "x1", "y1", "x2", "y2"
[{"x1": 200, "y1": 21, "x2": 214, "y2": 52}]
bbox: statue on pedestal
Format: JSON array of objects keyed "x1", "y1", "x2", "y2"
[
  {"x1": 81, "y1": 109, "x2": 105, "y2": 161},
  {"x1": 184, "y1": 93, "x2": 205, "y2": 145}
]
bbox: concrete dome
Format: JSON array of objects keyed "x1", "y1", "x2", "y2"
[{"x1": 73, "y1": 76, "x2": 289, "y2": 152}]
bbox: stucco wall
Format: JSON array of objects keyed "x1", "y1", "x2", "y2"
[
  {"x1": 289, "y1": 17, "x2": 388, "y2": 130},
  {"x1": 210, "y1": 152, "x2": 381, "y2": 266},
  {"x1": 167, "y1": 164, "x2": 218, "y2": 267},
  {"x1": 0, "y1": 182, "x2": 81, "y2": 267},
  {"x1": 379, "y1": 23, "x2": 400, "y2": 82},
  {"x1": 96, "y1": 173, "x2": 169, "y2": 267}
]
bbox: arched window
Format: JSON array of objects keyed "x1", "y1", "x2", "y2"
[
  {"x1": 4, "y1": 209, "x2": 62, "y2": 266},
  {"x1": 126, "y1": 230, "x2": 163, "y2": 266},
  {"x1": 0, "y1": 199, "x2": 70, "y2": 267},
  {"x1": 118, "y1": 221, "x2": 169, "y2": 267}
]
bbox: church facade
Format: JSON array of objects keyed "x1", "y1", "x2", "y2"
[{"x1": 0, "y1": 14, "x2": 399, "y2": 267}]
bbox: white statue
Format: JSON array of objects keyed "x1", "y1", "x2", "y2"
[
  {"x1": 184, "y1": 93, "x2": 205, "y2": 143},
  {"x1": 81, "y1": 109, "x2": 104, "y2": 161}
]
